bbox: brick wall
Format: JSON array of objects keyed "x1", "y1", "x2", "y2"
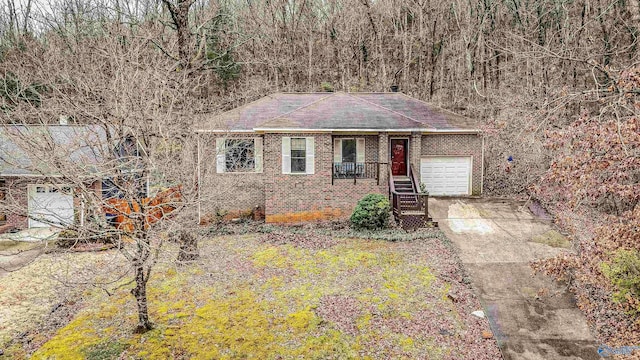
[
  {"x1": 2, "y1": 178, "x2": 29, "y2": 229},
  {"x1": 198, "y1": 134, "x2": 266, "y2": 219},
  {"x1": 199, "y1": 131, "x2": 483, "y2": 222},
  {"x1": 264, "y1": 133, "x2": 387, "y2": 222},
  {"x1": 420, "y1": 134, "x2": 483, "y2": 195},
  {"x1": 264, "y1": 133, "x2": 331, "y2": 218},
  {"x1": 328, "y1": 179, "x2": 388, "y2": 217}
]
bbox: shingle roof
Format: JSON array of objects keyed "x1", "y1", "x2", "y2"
[
  {"x1": 0, "y1": 125, "x2": 109, "y2": 176},
  {"x1": 196, "y1": 92, "x2": 479, "y2": 132}
]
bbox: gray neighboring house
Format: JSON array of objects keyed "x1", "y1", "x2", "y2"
[{"x1": 0, "y1": 125, "x2": 108, "y2": 231}]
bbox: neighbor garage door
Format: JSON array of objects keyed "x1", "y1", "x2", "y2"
[
  {"x1": 28, "y1": 185, "x2": 74, "y2": 228},
  {"x1": 420, "y1": 157, "x2": 472, "y2": 196}
]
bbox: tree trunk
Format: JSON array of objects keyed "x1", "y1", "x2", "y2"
[{"x1": 132, "y1": 264, "x2": 152, "y2": 332}]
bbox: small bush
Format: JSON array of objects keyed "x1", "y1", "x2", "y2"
[
  {"x1": 601, "y1": 249, "x2": 640, "y2": 314},
  {"x1": 350, "y1": 194, "x2": 390, "y2": 230},
  {"x1": 320, "y1": 82, "x2": 334, "y2": 92},
  {"x1": 55, "y1": 229, "x2": 80, "y2": 248}
]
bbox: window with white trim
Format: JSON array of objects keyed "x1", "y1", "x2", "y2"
[
  {"x1": 341, "y1": 139, "x2": 356, "y2": 163},
  {"x1": 226, "y1": 139, "x2": 255, "y2": 171},
  {"x1": 333, "y1": 138, "x2": 365, "y2": 164},
  {"x1": 216, "y1": 137, "x2": 263, "y2": 173},
  {"x1": 282, "y1": 136, "x2": 315, "y2": 174},
  {"x1": 290, "y1": 138, "x2": 306, "y2": 173}
]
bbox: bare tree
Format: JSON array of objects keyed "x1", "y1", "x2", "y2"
[{"x1": 0, "y1": 17, "x2": 207, "y2": 330}]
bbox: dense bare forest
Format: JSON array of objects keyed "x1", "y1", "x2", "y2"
[{"x1": 1, "y1": 0, "x2": 638, "y2": 352}]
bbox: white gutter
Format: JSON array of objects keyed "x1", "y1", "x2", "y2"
[
  {"x1": 424, "y1": 129, "x2": 482, "y2": 134},
  {"x1": 194, "y1": 129, "x2": 256, "y2": 134}
]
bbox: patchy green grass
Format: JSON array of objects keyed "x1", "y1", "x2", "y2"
[
  {"x1": 0, "y1": 248, "x2": 126, "y2": 358},
  {"x1": 531, "y1": 230, "x2": 572, "y2": 249},
  {"x1": 4, "y1": 230, "x2": 500, "y2": 360},
  {"x1": 0, "y1": 240, "x2": 43, "y2": 252}
]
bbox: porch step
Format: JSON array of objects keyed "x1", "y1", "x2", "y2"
[
  {"x1": 393, "y1": 180, "x2": 415, "y2": 193},
  {"x1": 390, "y1": 165, "x2": 436, "y2": 230}
]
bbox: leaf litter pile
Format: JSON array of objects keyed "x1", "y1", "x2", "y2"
[{"x1": 7, "y1": 229, "x2": 500, "y2": 359}]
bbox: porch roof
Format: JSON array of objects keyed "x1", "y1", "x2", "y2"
[{"x1": 196, "y1": 92, "x2": 479, "y2": 133}]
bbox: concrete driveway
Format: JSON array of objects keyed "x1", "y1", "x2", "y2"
[{"x1": 430, "y1": 198, "x2": 600, "y2": 360}]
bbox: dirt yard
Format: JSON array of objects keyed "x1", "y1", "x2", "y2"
[{"x1": 1, "y1": 228, "x2": 501, "y2": 359}]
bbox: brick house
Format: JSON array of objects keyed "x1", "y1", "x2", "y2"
[
  {"x1": 196, "y1": 92, "x2": 483, "y2": 224},
  {"x1": 0, "y1": 125, "x2": 109, "y2": 231}
]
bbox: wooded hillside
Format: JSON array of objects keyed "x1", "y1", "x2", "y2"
[{"x1": 1, "y1": 0, "x2": 638, "y2": 348}]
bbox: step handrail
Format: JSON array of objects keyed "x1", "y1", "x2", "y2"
[
  {"x1": 409, "y1": 164, "x2": 421, "y2": 193},
  {"x1": 389, "y1": 164, "x2": 396, "y2": 193}
]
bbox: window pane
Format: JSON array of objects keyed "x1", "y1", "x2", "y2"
[
  {"x1": 291, "y1": 138, "x2": 306, "y2": 150},
  {"x1": 291, "y1": 158, "x2": 306, "y2": 173},
  {"x1": 290, "y1": 138, "x2": 306, "y2": 173},
  {"x1": 225, "y1": 139, "x2": 255, "y2": 172},
  {"x1": 342, "y1": 139, "x2": 356, "y2": 163},
  {"x1": 291, "y1": 149, "x2": 306, "y2": 158}
]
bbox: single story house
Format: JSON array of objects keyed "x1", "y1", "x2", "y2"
[{"x1": 196, "y1": 92, "x2": 484, "y2": 224}]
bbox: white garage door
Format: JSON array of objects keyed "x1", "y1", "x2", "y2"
[
  {"x1": 28, "y1": 185, "x2": 74, "y2": 228},
  {"x1": 420, "y1": 157, "x2": 472, "y2": 196}
]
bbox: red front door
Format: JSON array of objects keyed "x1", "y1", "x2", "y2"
[{"x1": 391, "y1": 139, "x2": 407, "y2": 176}]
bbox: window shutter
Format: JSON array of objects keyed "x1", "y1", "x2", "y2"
[
  {"x1": 282, "y1": 137, "x2": 291, "y2": 174},
  {"x1": 254, "y1": 137, "x2": 263, "y2": 173},
  {"x1": 356, "y1": 138, "x2": 365, "y2": 163},
  {"x1": 216, "y1": 138, "x2": 226, "y2": 173},
  {"x1": 306, "y1": 137, "x2": 315, "y2": 174},
  {"x1": 333, "y1": 138, "x2": 341, "y2": 163}
]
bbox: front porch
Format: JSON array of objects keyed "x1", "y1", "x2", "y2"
[{"x1": 330, "y1": 134, "x2": 434, "y2": 229}]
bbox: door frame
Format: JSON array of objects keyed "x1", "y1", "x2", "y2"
[{"x1": 389, "y1": 137, "x2": 410, "y2": 176}]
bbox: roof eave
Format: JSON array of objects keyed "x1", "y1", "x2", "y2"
[
  {"x1": 194, "y1": 127, "x2": 481, "y2": 134},
  {"x1": 423, "y1": 129, "x2": 482, "y2": 134}
]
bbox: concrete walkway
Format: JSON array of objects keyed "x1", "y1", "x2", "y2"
[
  {"x1": 0, "y1": 228, "x2": 58, "y2": 278},
  {"x1": 430, "y1": 198, "x2": 600, "y2": 360}
]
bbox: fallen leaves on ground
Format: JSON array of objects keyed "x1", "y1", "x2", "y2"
[{"x1": 6, "y1": 229, "x2": 500, "y2": 359}]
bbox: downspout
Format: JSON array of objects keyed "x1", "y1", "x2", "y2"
[
  {"x1": 480, "y1": 134, "x2": 485, "y2": 195},
  {"x1": 196, "y1": 133, "x2": 201, "y2": 225}
]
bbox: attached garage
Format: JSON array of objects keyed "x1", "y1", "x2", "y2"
[
  {"x1": 28, "y1": 184, "x2": 74, "y2": 228},
  {"x1": 420, "y1": 156, "x2": 472, "y2": 196}
]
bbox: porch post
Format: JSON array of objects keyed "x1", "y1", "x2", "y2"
[
  {"x1": 410, "y1": 132, "x2": 422, "y2": 181},
  {"x1": 378, "y1": 133, "x2": 389, "y2": 186}
]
